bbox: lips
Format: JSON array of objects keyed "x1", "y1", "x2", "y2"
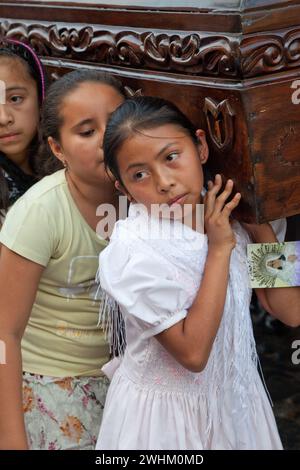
[
  {"x1": 0, "y1": 133, "x2": 20, "y2": 142},
  {"x1": 168, "y1": 193, "x2": 188, "y2": 206}
]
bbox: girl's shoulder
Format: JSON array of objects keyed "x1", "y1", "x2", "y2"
[
  {"x1": 18, "y1": 170, "x2": 67, "y2": 206},
  {"x1": 101, "y1": 209, "x2": 181, "y2": 278},
  {"x1": 0, "y1": 170, "x2": 70, "y2": 252},
  {"x1": 105, "y1": 219, "x2": 161, "y2": 269},
  {"x1": 3, "y1": 170, "x2": 70, "y2": 227},
  {"x1": 103, "y1": 205, "x2": 207, "y2": 286}
]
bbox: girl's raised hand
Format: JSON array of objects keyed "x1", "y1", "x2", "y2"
[{"x1": 204, "y1": 174, "x2": 241, "y2": 251}]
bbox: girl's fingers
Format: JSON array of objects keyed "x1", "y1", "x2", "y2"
[
  {"x1": 215, "y1": 179, "x2": 241, "y2": 213},
  {"x1": 204, "y1": 174, "x2": 222, "y2": 217},
  {"x1": 213, "y1": 179, "x2": 235, "y2": 213},
  {"x1": 208, "y1": 174, "x2": 222, "y2": 196},
  {"x1": 222, "y1": 193, "x2": 241, "y2": 216}
]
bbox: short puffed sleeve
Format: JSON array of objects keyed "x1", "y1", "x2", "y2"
[{"x1": 99, "y1": 240, "x2": 191, "y2": 338}]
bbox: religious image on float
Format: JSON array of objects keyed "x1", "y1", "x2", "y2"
[{"x1": 247, "y1": 241, "x2": 300, "y2": 288}]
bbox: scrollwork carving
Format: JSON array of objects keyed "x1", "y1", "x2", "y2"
[
  {"x1": 2, "y1": 20, "x2": 300, "y2": 78},
  {"x1": 0, "y1": 21, "x2": 238, "y2": 77},
  {"x1": 241, "y1": 28, "x2": 300, "y2": 77}
]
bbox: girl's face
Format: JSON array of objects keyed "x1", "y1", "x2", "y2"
[
  {"x1": 116, "y1": 124, "x2": 208, "y2": 216},
  {"x1": 0, "y1": 57, "x2": 40, "y2": 167},
  {"x1": 50, "y1": 82, "x2": 124, "y2": 187}
]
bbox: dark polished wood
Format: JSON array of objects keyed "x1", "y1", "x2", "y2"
[{"x1": 1, "y1": 0, "x2": 300, "y2": 222}]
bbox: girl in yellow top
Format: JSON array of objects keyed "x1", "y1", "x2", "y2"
[{"x1": 0, "y1": 69, "x2": 125, "y2": 449}]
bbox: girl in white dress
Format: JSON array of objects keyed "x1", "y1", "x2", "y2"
[{"x1": 96, "y1": 97, "x2": 300, "y2": 450}]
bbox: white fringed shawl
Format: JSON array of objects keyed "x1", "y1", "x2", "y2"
[{"x1": 97, "y1": 203, "x2": 261, "y2": 446}]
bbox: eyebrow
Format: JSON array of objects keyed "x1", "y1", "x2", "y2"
[
  {"x1": 71, "y1": 112, "x2": 114, "y2": 131},
  {"x1": 71, "y1": 118, "x2": 94, "y2": 130},
  {"x1": 5, "y1": 86, "x2": 27, "y2": 92},
  {"x1": 126, "y1": 142, "x2": 177, "y2": 171}
]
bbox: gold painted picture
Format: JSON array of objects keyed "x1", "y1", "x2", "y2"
[{"x1": 247, "y1": 241, "x2": 300, "y2": 288}]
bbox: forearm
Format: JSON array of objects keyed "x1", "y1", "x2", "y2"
[
  {"x1": 156, "y1": 177, "x2": 240, "y2": 371},
  {"x1": 157, "y1": 247, "x2": 232, "y2": 372},
  {"x1": 0, "y1": 334, "x2": 28, "y2": 450},
  {"x1": 0, "y1": 249, "x2": 45, "y2": 449},
  {"x1": 182, "y1": 248, "x2": 232, "y2": 366},
  {"x1": 263, "y1": 287, "x2": 300, "y2": 327}
]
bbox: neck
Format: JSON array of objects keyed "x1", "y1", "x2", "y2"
[
  {"x1": 6, "y1": 150, "x2": 32, "y2": 174},
  {"x1": 66, "y1": 170, "x2": 118, "y2": 208}
]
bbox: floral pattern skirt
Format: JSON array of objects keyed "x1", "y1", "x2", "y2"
[{"x1": 23, "y1": 372, "x2": 109, "y2": 450}]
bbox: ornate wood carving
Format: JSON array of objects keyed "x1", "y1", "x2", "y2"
[
  {"x1": 203, "y1": 97, "x2": 235, "y2": 152},
  {"x1": 1, "y1": 4, "x2": 300, "y2": 222},
  {"x1": 0, "y1": 20, "x2": 238, "y2": 77},
  {"x1": 0, "y1": 20, "x2": 300, "y2": 78},
  {"x1": 241, "y1": 28, "x2": 300, "y2": 77},
  {"x1": 2, "y1": 20, "x2": 300, "y2": 78},
  {"x1": 123, "y1": 86, "x2": 143, "y2": 98}
]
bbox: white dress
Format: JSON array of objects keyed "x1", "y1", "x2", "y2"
[{"x1": 96, "y1": 205, "x2": 284, "y2": 450}]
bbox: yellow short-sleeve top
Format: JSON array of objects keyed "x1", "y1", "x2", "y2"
[{"x1": 0, "y1": 169, "x2": 110, "y2": 377}]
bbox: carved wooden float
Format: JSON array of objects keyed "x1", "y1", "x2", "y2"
[{"x1": 1, "y1": 0, "x2": 300, "y2": 222}]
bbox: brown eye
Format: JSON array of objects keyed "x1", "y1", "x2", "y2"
[
  {"x1": 166, "y1": 152, "x2": 179, "y2": 162},
  {"x1": 79, "y1": 129, "x2": 95, "y2": 137},
  {"x1": 133, "y1": 171, "x2": 147, "y2": 181},
  {"x1": 11, "y1": 95, "x2": 23, "y2": 104}
]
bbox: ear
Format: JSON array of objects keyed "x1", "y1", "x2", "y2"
[
  {"x1": 195, "y1": 129, "x2": 209, "y2": 165},
  {"x1": 48, "y1": 136, "x2": 65, "y2": 163},
  {"x1": 115, "y1": 180, "x2": 135, "y2": 203}
]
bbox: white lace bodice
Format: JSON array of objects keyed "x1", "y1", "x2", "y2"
[
  {"x1": 99, "y1": 204, "x2": 257, "y2": 393},
  {"x1": 97, "y1": 205, "x2": 286, "y2": 449}
]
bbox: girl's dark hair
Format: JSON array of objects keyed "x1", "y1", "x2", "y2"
[
  {"x1": 38, "y1": 69, "x2": 126, "y2": 176},
  {"x1": 0, "y1": 39, "x2": 46, "y2": 104},
  {"x1": 0, "y1": 39, "x2": 46, "y2": 215},
  {"x1": 103, "y1": 96, "x2": 210, "y2": 184}
]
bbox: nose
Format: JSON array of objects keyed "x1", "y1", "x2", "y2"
[
  {"x1": 0, "y1": 104, "x2": 13, "y2": 127},
  {"x1": 99, "y1": 127, "x2": 105, "y2": 149},
  {"x1": 155, "y1": 168, "x2": 175, "y2": 193}
]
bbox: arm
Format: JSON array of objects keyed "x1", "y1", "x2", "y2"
[
  {"x1": 156, "y1": 248, "x2": 232, "y2": 372},
  {"x1": 0, "y1": 246, "x2": 44, "y2": 449},
  {"x1": 244, "y1": 223, "x2": 300, "y2": 328},
  {"x1": 156, "y1": 176, "x2": 241, "y2": 372}
]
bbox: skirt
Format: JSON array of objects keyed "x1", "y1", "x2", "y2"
[{"x1": 23, "y1": 372, "x2": 109, "y2": 450}]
